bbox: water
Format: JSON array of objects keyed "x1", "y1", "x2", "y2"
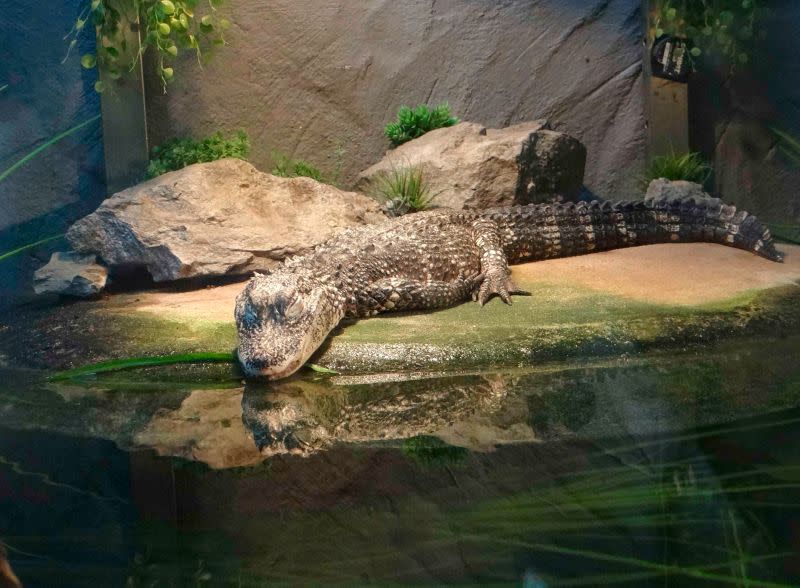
[{"x1": 1, "y1": 337, "x2": 799, "y2": 587}]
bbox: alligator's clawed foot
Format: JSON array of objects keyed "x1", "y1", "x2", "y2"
[{"x1": 473, "y1": 272, "x2": 530, "y2": 305}]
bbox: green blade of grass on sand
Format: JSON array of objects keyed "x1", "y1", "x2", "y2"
[
  {"x1": 0, "y1": 234, "x2": 64, "y2": 262},
  {"x1": 50, "y1": 352, "x2": 237, "y2": 381},
  {"x1": 49, "y1": 352, "x2": 338, "y2": 380},
  {"x1": 0, "y1": 114, "x2": 101, "y2": 183}
]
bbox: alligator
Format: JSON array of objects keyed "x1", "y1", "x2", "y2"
[{"x1": 235, "y1": 195, "x2": 783, "y2": 379}]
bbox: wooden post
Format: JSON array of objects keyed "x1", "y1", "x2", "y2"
[
  {"x1": 99, "y1": 19, "x2": 149, "y2": 194},
  {"x1": 647, "y1": 77, "x2": 689, "y2": 158},
  {"x1": 644, "y1": 1, "x2": 690, "y2": 160}
]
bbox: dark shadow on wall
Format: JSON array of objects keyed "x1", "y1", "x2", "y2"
[
  {"x1": 688, "y1": 0, "x2": 800, "y2": 223},
  {"x1": 0, "y1": 0, "x2": 106, "y2": 310}
]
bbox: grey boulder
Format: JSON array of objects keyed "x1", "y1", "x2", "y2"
[
  {"x1": 66, "y1": 158, "x2": 386, "y2": 283},
  {"x1": 34, "y1": 251, "x2": 108, "y2": 298},
  {"x1": 356, "y1": 121, "x2": 586, "y2": 210},
  {"x1": 645, "y1": 178, "x2": 710, "y2": 201}
]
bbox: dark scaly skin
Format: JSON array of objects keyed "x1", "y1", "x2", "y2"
[{"x1": 235, "y1": 195, "x2": 783, "y2": 379}]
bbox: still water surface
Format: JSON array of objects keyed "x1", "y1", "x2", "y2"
[{"x1": 1, "y1": 337, "x2": 799, "y2": 586}]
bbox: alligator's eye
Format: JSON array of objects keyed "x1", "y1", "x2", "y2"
[{"x1": 284, "y1": 296, "x2": 305, "y2": 320}]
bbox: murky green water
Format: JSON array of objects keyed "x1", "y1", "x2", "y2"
[{"x1": 1, "y1": 337, "x2": 799, "y2": 586}]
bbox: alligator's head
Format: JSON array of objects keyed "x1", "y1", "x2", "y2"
[{"x1": 235, "y1": 271, "x2": 343, "y2": 379}]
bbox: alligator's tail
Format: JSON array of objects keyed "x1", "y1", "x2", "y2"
[{"x1": 499, "y1": 194, "x2": 784, "y2": 263}]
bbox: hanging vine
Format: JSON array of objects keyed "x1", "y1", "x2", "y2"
[
  {"x1": 649, "y1": 0, "x2": 768, "y2": 71},
  {"x1": 64, "y1": 0, "x2": 230, "y2": 92}
]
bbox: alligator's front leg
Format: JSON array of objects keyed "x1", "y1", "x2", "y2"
[{"x1": 471, "y1": 217, "x2": 529, "y2": 305}]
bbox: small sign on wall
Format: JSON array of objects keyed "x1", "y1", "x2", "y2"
[{"x1": 651, "y1": 35, "x2": 690, "y2": 83}]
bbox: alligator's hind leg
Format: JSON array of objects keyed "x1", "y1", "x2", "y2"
[
  {"x1": 356, "y1": 274, "x2": 483, "y2": 317},
  {"x1": 471, "y1": 217, "x2": 530, "y2": 305}
]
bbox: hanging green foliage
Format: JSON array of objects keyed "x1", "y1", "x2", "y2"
[
  {"x1": 649, "y1": 0, "x2": 768, "y2": 71},
  {"x1": 64, "y1": 0, "x2": 231, "y2": 92}
]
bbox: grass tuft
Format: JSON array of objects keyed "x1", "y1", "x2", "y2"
[
  {"x1": 371, "y1": 164, "x2": 437, "y2": 216},
  {"x1": 384, "y1": 103, "x2": 459, "y2": 146},
  {"x1": 271, "y1": 152, "x2": 326, "y2": 182},
  {"x1": 644, "y1": 150, "x2": 712, "y2": 188}
]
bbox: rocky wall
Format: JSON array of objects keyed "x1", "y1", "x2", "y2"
[{"x1": 145, "y1": 0, "x2": 646, "y2": 199}]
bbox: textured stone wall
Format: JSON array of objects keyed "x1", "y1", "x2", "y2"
[
  {"x1": 145, "y1": 0, "x2": 646, "y2": 199},
  {"x1": 0, "y1": 0, "x2": 105, "y2": 308},
  {"x1": 689, "y1": 0, "x2": 800, "y2": 224}
]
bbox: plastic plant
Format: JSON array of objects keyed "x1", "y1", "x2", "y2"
[
  {"x1": 644, "y1": 150, "x2": 713, "y2": 187},
  {"x1": 65, "y1": 0, "x2": 231, "y2": 92},
  {"x1": 371, "y1": 164, "x2": 438, "y2": 216},
  {"x1": 384, "y1": 103, "x2": 459, "y2": 146},
  {"x1": 146, "y1": 130, "x2": 249, "y2": 177}
]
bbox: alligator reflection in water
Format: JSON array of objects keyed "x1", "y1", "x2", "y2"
[
  {"x1": 2, "y1": 338, "x2": 800, "y2": 585},
  {"x1": 3, "y1": 336, "x2": 797, "y2": 465},
  {"x1": 239, "y1": 335, "x2": 800, "y2": 458},
  {"x1": 241, "y1": 373, "x2": 512, "y2": 455}
]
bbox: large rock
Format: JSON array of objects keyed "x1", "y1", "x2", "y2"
[
  {"x1": 33, "y1": 251, "x2": 108, "y2": 298},
  {"x1": 66, "y1": 158, "x2": 386, "y2": 282},
  {"x1": 645, "y1": 178, "x2": 709, "y2": 201},
  {"x1": 356, "y1": 121, "x2": 586, "y2": 210}
]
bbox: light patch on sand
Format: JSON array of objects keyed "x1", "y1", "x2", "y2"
[
  {"x1": 512, "y1": 243, "x2": 800, "y2": 306},
  {"x1": 128, "y1": 243, "x2": 800, "y2": 323}
]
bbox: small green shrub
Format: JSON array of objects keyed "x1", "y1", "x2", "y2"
[
  {"x1": 271, "y1": 153, "x2": 325, "y2": 182},
  {"x1": 384, "y1": 103, "x2": 459, "y2": 146},
  {"x1": 146, "y1": 130, "x2": 249, "y2": 178},
  {"x1": 372, "y1": 164, "x2": 437, "y2": 216},
  {"x1": 644, "y1": 151, "x2": 712, "y2": 187}
]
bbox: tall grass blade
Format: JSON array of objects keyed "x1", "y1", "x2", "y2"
[
  {"x1": 49, "y1": 352, "x2": 237, "y2": 381},
  {"x1": 0, "y1": 234, "x2": 64, "y2": 263},
  {"x1": 49, "y1": 353, "x2": 338, "y2": 380},
  {"x1": 0, "y1": 114, "x2": 101, "y2": 183}
]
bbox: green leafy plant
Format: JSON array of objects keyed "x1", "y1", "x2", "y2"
[
  {"x1": 644, "y1": 150, "x2": 713, "y2": 187},
  {"x1": 371, "y1": 164, "x2": 438, "y2": 216},
  {"x1": 650, "y1": 0, "x2": 767, "y2": 71},
  {"x1": 384, "y1": 103, "x2": 459, "y2": 146},
  {"x1": 146, "y1": 130, "x2": 249, "y2": 177},
  {"x1": 271, "y1": 153, "x2": 326, "y2": 182},
  {"x1": 65, "y1": 0, "x2": 231, "y2": 92}
]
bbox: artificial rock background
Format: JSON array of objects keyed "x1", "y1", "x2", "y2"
[{"x1": 145, "y1": 0, "x2": 647, "y2": 200}]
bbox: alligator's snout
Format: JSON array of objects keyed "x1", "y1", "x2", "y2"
[{"x1": 239, "y1": 353, "x2": 302, "y2": 380}]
